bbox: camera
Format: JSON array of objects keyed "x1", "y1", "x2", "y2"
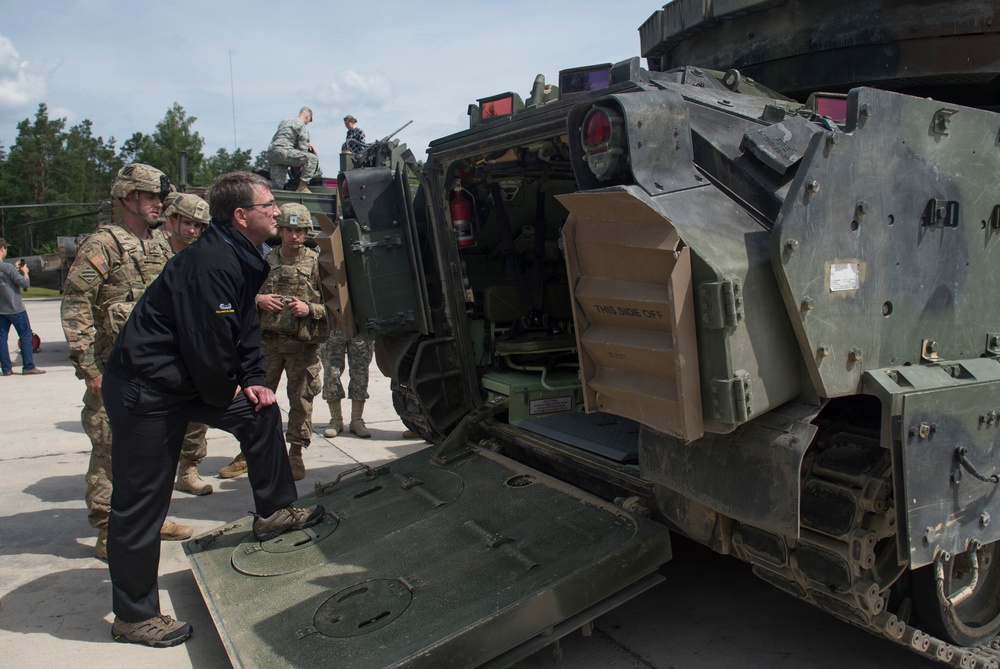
[{"x1": 16, "y1": 259, "x2": 25, "y2": 268}]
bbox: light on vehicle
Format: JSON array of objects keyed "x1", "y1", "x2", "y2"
[
  {"x1": 559, "y1": 63, "x2": 612, "y2": 100},
  {"x1": 476, "y1": 92, "x2": 524, "y2": 125},
  {"x1": 580, "y1": 105, "x2": 626, "y2": 181},
  {"x1": 805, "y1": 92, "x2": 848, "y2": 123},
  {"x1": 583, "y1": 109, "x2": 612, "y2": 148}
]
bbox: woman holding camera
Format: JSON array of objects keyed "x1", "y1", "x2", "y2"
[{"x1": 0, "y1": 238, "x2": 45, "y2": 376}]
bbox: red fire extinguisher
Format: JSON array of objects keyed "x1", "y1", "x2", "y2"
[{"x1": 450, "y1": 179, "x2": 475, "y2": 248}]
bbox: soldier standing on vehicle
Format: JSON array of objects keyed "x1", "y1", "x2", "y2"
[
  {"x1": 154, "y1": 192, "x2": 214, "y2": 496},
  {"x1": 61, "y1": 164, "x2": 193, "y2": 560},
  {"x1": 218, "y1": 203, "x2": 327, "y2": 480},
  {"x1": 320, "y1": 330, "x2": 375, "y2": 439},
  {"x1": 267, "y1": 106, "x2": 319, "y2": 193}
]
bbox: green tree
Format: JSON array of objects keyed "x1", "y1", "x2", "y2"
[
  {"x1": 4, "y1": 104, "x2": 68, "y2": 253},
  {"x1": 200, "y1": 147, "x2": 254, "y2": 182},
  {"x1": 253, "y1": 150, "x2": 270, "y2": 171},
  {"x1": 3, "y1": 104, "x2": 120, "y2": 254},
  {"x1": 0, "y1": 141, "x2": 8, "y2": 242},
  {"x1": 118, "y1": 132, "x2": 150, "y2": 166},
  {"x1": 135, "y1": 103, "x2": 205, "y2": 187}
]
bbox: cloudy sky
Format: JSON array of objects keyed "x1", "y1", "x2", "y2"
[{"x1": 0, "y1": 0, "x2": 662, "y2": 176}]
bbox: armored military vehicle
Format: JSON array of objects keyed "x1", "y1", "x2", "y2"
[{"x1": 186, "y1": 1, "x2": 1000, "y2": 666}]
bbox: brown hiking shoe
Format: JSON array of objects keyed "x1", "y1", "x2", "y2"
[
  {"x1": 253, "y1": 504, "x2": 326, "y2": 541},
  {"x1": 112, "y1": 614, "x2": 192, "y2": 648},
  {"x1": 176, "y1": 462, "x2": 213, "y2": 495},
  {"x1": 402, "y1": 429, "x2": 420, "y2": 439},
  {"x1": 95, "y1": 528, "x2": 108, "y2": 562},
  {"x1": 160, "y1": 519, "x2": 193, "y2": 541},
  {"x1": 22, "y1": 367, "x2": 46, "y2": 375},
  {"x1": 218, "y1": 452, "x2": 248, "y2": 478}
]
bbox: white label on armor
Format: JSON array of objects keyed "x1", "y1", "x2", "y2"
[
  {"x1": 829, "y1": 263, "x2": 859, "y2": 292},
  {"x1": 529, "y1": 396, "x2": 573, "y2": 415}
]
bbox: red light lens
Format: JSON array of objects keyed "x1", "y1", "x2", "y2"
[
  {"x1": 583, "y1": 109, "x2": 611, "y2": 147},
  {"x1": 481, "y1": 95, "x2": 514, "y2": 119},
  {"x1": 816, "y1": 97, "x2": 847, "y2": 122}
]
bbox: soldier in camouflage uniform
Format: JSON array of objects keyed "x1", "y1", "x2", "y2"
[
  {"x1": 61, "y1": 163, "x2": 193, "y2": 560},
  {"x1": 154, "y1": 192, "x2": 214, "y2": 496},
  {"x1": 267, "y1": 106, "x2": 319, "y2": 192},
  {"x1": 218, "y1": 203, "x2": 327, "y2": 481},
  {"x1": 320, "y1": 330, "x2": 375, "y2": 438}
]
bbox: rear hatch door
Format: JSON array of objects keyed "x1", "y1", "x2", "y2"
[{"x1": 186, "y1": 443, "x2": 670, "y2": 668}]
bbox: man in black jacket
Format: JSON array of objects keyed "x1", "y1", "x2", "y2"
[{"x1": 101, "y1": 171, "x2": 325, "y2": 648}]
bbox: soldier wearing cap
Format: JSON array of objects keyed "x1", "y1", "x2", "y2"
[
  {"x1": 267, "y1": 106, "x2": 320, "y2": 193},
  {"x1": 61, "y1": 163, "x2": 193, "y2": 560},
  {"x1": 218, "y1": 202, "x2": 327, "y2": 480},
  {"x1": 151, "y1": 192, "x2": 216, "y2": 496}
]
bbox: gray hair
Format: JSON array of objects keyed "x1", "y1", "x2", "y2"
[{"x1": 300, "y1": 106, "x2": 313, "y2": 118}]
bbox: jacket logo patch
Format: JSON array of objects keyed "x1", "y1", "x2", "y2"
[
  {"x1": 216, "y1": 302, "x2": 235, "y2": 314},
  {"x1": 88, "y1": 254, "x2": 110, "y2": 275},
  {"x1": 219, "y1": 303, "x2": 232, "y2": 309}
]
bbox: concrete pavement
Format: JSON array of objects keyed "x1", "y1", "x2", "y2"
[
  {"x1": 0, "y1": 298, "x2": 937, "y2": 668},
  {"x1": 0, "y1": 297, "x2": 427, "y2": 667}
]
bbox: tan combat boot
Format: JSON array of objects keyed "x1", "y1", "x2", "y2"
[
  {"x1": 295, "y1": 182, "x2": 312, "y2": 193},
  {"x1": 160, "y1": 519, "x2": 193, "y2": 541},
  {"x1": 176, "y1": 459, "x2": 213, "y2": 496},
  {"x1": 288, "y1": 443, "x2": 306, "y2": 481},
  {"x1": 218, "y1": 452, "x2": 248, "y2": 478},
  {"x1": 95, "y1": 528, "x2": 108, "y2": 562},
  {"x1": 323, "y1": 401, "x2": 343, "y2": 438},
  {"x1": 350, "y1": 399, "x2": 371, "y2": 438}
]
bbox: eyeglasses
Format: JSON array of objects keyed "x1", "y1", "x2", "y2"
[{"x1": 244, "y1": 200, "x2": 278, "y2": 211}]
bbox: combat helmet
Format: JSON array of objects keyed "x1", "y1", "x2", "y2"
[
  {"x1": 164, "y1": 193, "x2": 210, "y2": 227},
  {"x1": 111, "y1": 163, "x2": 171, "y2": 199},
  {"x1": 278, "y1": 203, "x2": 312, "y2": 229}
]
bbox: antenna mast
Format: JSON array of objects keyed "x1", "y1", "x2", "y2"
[{"x1": 229, "y1": 50, "x2": 238, "y2": 152}]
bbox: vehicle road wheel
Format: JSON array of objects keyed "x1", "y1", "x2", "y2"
[{"x1": 912, "y1": 540, "x2": 1000, "y2": 647}]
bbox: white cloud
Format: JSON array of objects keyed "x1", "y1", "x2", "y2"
[
  {"x1": 0, "y1": 35, "x2": 46, "y2": 109},
  {"x1": 314, "y1": 69, "x2": 395, "y2": 114}
]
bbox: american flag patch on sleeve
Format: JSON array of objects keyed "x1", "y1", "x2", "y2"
[{"x1": 88, "y1": 254, "x2": 110, "y2": 275}]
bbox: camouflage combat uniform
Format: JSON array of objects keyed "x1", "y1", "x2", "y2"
[
  {"x1": 319, "y1": 330, "x2": 374, "y2": 402},
  {"x1": 62, "y1": 221, "x2": 176, "y2": 531},
  {"x1": 267, "y1": 115, "x2": 319, "y2": 188},
  {"x1": 259, "y1": 245, "x2": 326, "y2": 450}
]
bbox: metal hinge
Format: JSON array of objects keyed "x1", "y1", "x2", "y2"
[
  {"x1": 350, "y1": 234, "x2": 403, "y2": 253},
  {"x1": 922, "y1": 199, "x2": 959, "y2": 228},
  {"x1": 699, "y1": 279, "x2": 743, "y2": 330},
  {"x1": 709, "y1": 372, "x2": 752, "y2": 424}
]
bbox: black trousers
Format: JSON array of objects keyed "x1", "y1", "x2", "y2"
[{"x1": 102, "y1": 370, "x2": 298, "y2": 622}]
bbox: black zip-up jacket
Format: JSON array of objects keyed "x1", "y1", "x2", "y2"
[{"x1": 106, "y1": 220, "x2": 271, "y2": 406}]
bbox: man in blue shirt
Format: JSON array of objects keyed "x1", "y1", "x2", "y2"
[{"x1": 0, "y1": 238, "x2": 44, "y2": 375}]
